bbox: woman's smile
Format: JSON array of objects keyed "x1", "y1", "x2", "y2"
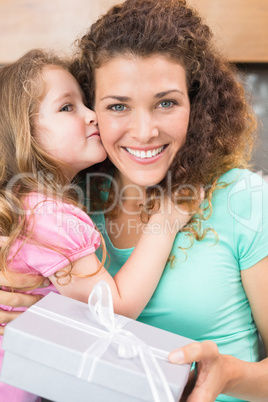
[
  {"x1": 124, "y1": 144, "x2": 167, "y2": 162},
  {"x1": 94, "y1": 54, "x2": 190, "y2": 188}
]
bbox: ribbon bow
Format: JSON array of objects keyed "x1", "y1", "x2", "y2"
[{"x1": 78, "y1": 281, "x2": 175, "y2": 402}]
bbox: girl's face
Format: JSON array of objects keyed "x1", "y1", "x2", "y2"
[
  {"x1": 34, "y1": 66, "x2": 107, "y2": 179},
  {"x1": 94, "y1": 55, "x2": 190, "y2": 188}
]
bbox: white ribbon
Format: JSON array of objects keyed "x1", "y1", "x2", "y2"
[{"x1": 77, "y1": 281, "x2": 175, "y2": 402}]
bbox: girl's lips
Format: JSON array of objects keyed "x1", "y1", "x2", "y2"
[{"x1": 87, "y1": 132, "x2": 100, "y2": 138}]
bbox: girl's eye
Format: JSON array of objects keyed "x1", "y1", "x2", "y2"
[
  {"x1": 60, "y1": 104, "x2": 73, "y2": 112},
  {"x1": 158, "y1": 100, "x2": 174, "y2": 108},
  {"x1": 110, "y1": 104, "x2": 127, "y2": 112}
]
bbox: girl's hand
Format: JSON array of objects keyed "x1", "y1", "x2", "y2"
[
  {"x1": 156, "y1": 186, "x2": 205, "y2": 232},
  {"x1": 169, "y1": 341, "x2": 231, "y2": 402}
]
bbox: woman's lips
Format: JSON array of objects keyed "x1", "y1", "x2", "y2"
[{"x1": 123, "y1": 145, "x2": 167, "y2": 163}]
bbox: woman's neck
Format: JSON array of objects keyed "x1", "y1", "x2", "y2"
[
  {"x1": 106, "y1": 171, "x2": 147, "y2": 248},
  {"x1": 117, "y1": 171, "x2": 146, "y2": 211}
]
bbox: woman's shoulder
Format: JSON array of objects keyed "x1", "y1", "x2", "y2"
[
  {"x1": 219, "y1": 167, "x2": 259, "y2": 182},
  {"x1": 217, "y1": 168, "x2": 268, "y2": 193},
  {"x1": 210, "y1": 168, "x2": 268, "y2": 225},
  {"x1": 216, "y1": 168, "x2": 268, "y2": 232}
]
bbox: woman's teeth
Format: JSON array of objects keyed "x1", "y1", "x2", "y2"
[{"x1": 125, "y1": 146, "x2": 165, "y2": 158}]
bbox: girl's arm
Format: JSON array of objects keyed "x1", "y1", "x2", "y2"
[
  {"x1": 48, "y1": 202, "x2": 193, "y2": 319},
  {"x1": 169, "y1": 256, "x2": 268, "y2": 401},
  {"x1": 0, "y1": 197, "x2": 199, "y2": 327},
  {"x1": 0, "y1": 209, "x2": 185, "y2": 330}
]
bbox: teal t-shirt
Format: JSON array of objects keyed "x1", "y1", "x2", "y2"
[{"x1": 91, "y1": 169, "x2": 268, "y2": 402}]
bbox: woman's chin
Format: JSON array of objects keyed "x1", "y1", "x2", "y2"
[{"x1": 123, "y1": 171, "x2": 167, "y2": 188}]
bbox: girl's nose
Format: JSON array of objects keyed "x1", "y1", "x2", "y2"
[{"x1": 85, "y1": 108, "x2": 97, "y2": 125}]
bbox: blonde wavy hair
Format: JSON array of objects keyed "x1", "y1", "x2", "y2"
[{"x1": 0, "y1": 49, "x2": 106, "y2": 288}]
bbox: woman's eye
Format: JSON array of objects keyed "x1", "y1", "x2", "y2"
[
  {"x1": 158, "y1": 100, "x2": 174, "y2": 108},
  {"x1": 60, "y1": 104, "x2": 73, "y2": 112},
  {"x1": 110, "y1": 104, "x2": 126, "y2": 112}
]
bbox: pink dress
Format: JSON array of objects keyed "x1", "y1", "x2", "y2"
[{"x1": 0, "y1": 193, "x2": 101, "y2": 401}]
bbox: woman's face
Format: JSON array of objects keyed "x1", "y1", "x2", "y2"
[{"x1": 94, "y1": 55, "x2": 190, "y2": 188}]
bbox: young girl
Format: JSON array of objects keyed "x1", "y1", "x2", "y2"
[{"x1": 0, "y1": 49, "x2": 198, "y2": 401}]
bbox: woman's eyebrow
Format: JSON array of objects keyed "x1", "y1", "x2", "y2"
[
  {"x1": 100, "y1": 95, "x2": 131, "y2": 102},
  {"x1": 100, "y1": 90, "x2": 185, "y2": 102},
  {"x1": 155, "y1": 89, "x2": 185, "y2": 98}
]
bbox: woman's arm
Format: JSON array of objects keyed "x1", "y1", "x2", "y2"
[
  {"x1": 169, "y1": 256, "x2": 268, "y2": 402},
  {"x1": 49, "y1": 203, "x2": 193, "y2": 319}
]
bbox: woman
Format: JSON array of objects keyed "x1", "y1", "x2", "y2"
[{"x1": 1, "y1": 0, "x2": 268, "y2": 401}]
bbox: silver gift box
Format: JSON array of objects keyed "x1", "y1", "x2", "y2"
[{"x1": 0, "y1": 290, "x2": 193, "y2": 401}]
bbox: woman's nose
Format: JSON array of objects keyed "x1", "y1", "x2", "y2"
[
  {"x1": 130, "y1": 111, "x2": 159, "y2": 142},
  {"x1": 85, "y1": 108, "x2": 98, "y2": 125}
]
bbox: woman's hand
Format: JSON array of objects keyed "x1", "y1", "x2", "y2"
[
  {"x1": 0, "y1": 270, "x2": 51, "y2": 334},
  {"x1": 169, "y1": 340, "x2": 268, "y2": 402},
  {"x1": 169, "y1": 341, "x2": 233, "y2": 402},
  {"x1": 0, "y1": 291, "x2": 44, "y2": 335}
]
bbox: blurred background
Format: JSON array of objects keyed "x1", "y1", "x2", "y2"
[{"x1": 0, "y1": 0, "x2": 267, "y2": 178}]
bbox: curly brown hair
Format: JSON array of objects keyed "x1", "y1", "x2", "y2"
[{"x1": 72, "y1": 0, "x2": 256, "y2": 221}]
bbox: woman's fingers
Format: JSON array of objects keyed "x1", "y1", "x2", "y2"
[
  {"x1": 0, "y1": 289, "x2": 43, "y2": 308},
  {"x1": 0, "y1": 271, "x2": 50, "y2": 289},
  {"x1": 0, "y1": 287, "x2": 45, "y2": 332},
  {"x1": 169, "y1": 340, "x2": 219, "y2": 364},
  {"x1": 0, "y1": 309, "x2": 24, "y2": 335},
  {"x1": 0, "y1": 309, "x2": 22, "y2": 325},
  {"x1": 0, "y1": 290, "x2": 43, "y2": 331},
  {"x1": 169, "y1": 341, "x2": 225, "y2": 402}
]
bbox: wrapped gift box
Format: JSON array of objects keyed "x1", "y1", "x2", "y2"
[{"x1": 0, "y1": 282, "x2": 193, "y2": 402}]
